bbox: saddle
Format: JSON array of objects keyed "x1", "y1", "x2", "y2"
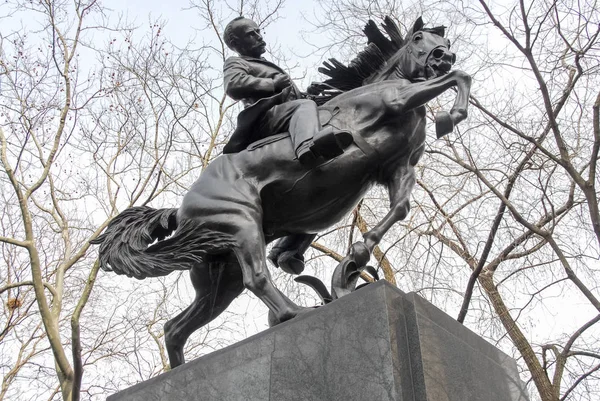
[
  {"x1": 246, "y1": 108, "x2": 337, "y2": 151},
  {"x1": 247, "y1": 108, "x2": 378, "y2": 164}
]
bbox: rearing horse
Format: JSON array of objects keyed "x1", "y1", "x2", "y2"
[{"x1": 92, "y1": 17, "x2": 471, "y2": 368}]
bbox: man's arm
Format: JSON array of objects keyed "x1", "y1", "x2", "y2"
[{"x1": 223, "y1": 57, "x2": 290, "y2": 100}]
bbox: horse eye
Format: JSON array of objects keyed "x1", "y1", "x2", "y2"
[{"x1": 414, "y1": 34, "x2": 422, "y2": 41}]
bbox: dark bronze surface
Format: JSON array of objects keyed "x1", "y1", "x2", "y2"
[{"x1": 92, "y1": 16, "x2": 471, "y2": 369}]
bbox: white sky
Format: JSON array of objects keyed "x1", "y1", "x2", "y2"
[
  {"x1": 3, "y1": 2, "x2": 598, "y2": 397},
  {"x1": 99, "y1": 0, "x2": 323, "y2": 82},
  {"x1": 4, "y1": 0, "x2": 593, "y2": 344}
]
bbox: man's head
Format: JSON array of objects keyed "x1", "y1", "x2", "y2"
[{"x1": 224, "y1": 17, "x2": 266, "y2": 58}]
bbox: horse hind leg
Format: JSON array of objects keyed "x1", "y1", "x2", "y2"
[
  {"x1": 164, "y1": 259, "x2": 243, "y2": 369},
  {"x1": 233, "y1": 223, "x2": 307, "y2": 323}
]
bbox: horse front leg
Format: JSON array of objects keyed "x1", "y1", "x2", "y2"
[
  {"x1": 362, "y1": 163, "x2": 416, "y2": 255},
  {"x1": 332, "y1": 163, "x2": 416, "y2": 297},
  {"x1": 387, "y1": 69, "x2": 472, "y2": 137},
  {"x1": 436, "y1": 70, "x2": 472, "y2": 137}
]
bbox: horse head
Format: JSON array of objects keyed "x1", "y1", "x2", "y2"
[
  {"x1": 313, "y1": 16, "x2": 458, "y2": 103},
  {"x1": 368, "y1": 17, "x2": 456, "y2": 83}
]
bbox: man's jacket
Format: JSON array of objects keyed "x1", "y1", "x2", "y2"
[{"x1": 222, "y1": 55, "x2": 303, "y2": 154}]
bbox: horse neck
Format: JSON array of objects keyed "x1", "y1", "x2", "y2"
[
  {"x1": 368, "y1": 47, "x2": 415, "y2": 84},
  {"x1": 362, "y1": 53, "x2": 429, "y2": 166}
]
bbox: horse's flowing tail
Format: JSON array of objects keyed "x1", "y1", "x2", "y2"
[{"x1": 91, "y1": 206, "x2": 235, "y2": 280}]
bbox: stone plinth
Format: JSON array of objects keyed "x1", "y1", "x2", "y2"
[{"x1": 108, "y1": 281, "x2": 529, "y2": 401}]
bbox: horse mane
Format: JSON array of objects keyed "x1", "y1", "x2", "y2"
[
  {"x1": 312, "y1": 16, "x2": 446, "y2": 104},
  {"x1": 317, "y1": 16, "x2": 404, "y2": 91}
]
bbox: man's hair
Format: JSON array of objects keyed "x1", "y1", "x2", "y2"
[{"x1": 223, "y1": 16, "x2": 247, "y2": 51}]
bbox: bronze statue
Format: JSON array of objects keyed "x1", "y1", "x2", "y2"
[{"x1": 91, "y1": 16, "x2": 471, "y2": 369}]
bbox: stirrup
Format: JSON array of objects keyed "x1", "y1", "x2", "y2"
[{"x1": 312, "y1": 127, "x2": 353, "y2": 159}]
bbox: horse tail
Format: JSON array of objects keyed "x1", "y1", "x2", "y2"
[{"x1": 91, "y1": 206, "x2": 236, "y2": 280}]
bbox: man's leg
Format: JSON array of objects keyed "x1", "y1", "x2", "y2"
[
  {"x1": 260, "y1": 99, "x2": 319, "y2": 163},
  {"x1": 260, "y1": 99, "x2": 353, "y2": 165},
  {"x1": 287, "y1": 100, "x2": 321, "y2": 164}
]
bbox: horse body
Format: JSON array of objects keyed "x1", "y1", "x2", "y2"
[
  {"x1": 180, "y1": 80, "x2": 425, "y2": 237},
  {"x1": 93, "y1": 20, "x2": 471, "y2": 369}
]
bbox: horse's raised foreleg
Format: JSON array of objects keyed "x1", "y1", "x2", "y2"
[
  {"x1": 164, "y1": 260, "x2": 244, "y2": 368},
  {"x1": 387, "y1": 69, "x2": 472, "y2": 136},
  {"x1": 233, "y1": 222, "x2": 307, "y2": 323}
]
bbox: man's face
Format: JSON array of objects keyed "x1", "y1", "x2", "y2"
[{"x1": 231, "y1": 19, "x2": 266, "y2": 58}]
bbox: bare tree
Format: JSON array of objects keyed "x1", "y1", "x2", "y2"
[
  {"x1": 0, "y1": 2, "x2": 215, "y2": 401},
  {"x1": 0, "y1": 0, "x2": 291, "y2": 399},
  {"x1": 309, "y1": 1, "x2": 600, "y2": 400}
]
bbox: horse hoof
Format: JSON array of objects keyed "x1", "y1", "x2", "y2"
[
  {"x1": 435, "y1": 111, "x2": 454, "y2": 138},
  {"x1": 268, "y1": 306, "x2": 315, "y2": 327},
  {"x1": 350, "y1": 242, "x2": 370, "y2": 266}
]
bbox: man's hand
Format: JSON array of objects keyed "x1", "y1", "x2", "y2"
[{"x1": 273, "y1": 74, "x2": 292, "y2": 91}]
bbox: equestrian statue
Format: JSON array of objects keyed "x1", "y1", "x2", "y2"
[{"x1": 91, "y1": 15, "x2": 471, "y2": 369}]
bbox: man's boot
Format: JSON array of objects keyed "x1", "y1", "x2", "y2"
[{"x1": 296, "y1": 126, "x2": 353, "y2": 165}]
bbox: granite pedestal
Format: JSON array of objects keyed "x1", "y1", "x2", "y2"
[{"x1": 108, "y1": 281, "x2": 529, "y2": 401}]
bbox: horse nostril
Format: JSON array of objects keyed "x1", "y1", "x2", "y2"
[{"x1": 433, "y1": 48, "x2": 445, "y2": 59}]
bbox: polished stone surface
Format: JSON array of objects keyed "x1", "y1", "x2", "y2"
[
  {"x1": 401, "y1": 292, "x2": 529, "y2": 401},
  {"x1": 108, "y1": 281, "x2": 529, "y2": 401}
]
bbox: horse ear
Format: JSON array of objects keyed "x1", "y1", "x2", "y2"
[{"x1": 412, "y1": 17, "x2": 424, "y2": 33}]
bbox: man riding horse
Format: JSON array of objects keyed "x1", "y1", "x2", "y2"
[
  {"x1": 222, "y1": 16, "x2": 348, "y2": 274},
  {"x1": 92, "y1": 15, "x2": 471, "y2": 368},
  {"x1": 222, "y1": 17, "x2": 353, "y2": 162}
]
